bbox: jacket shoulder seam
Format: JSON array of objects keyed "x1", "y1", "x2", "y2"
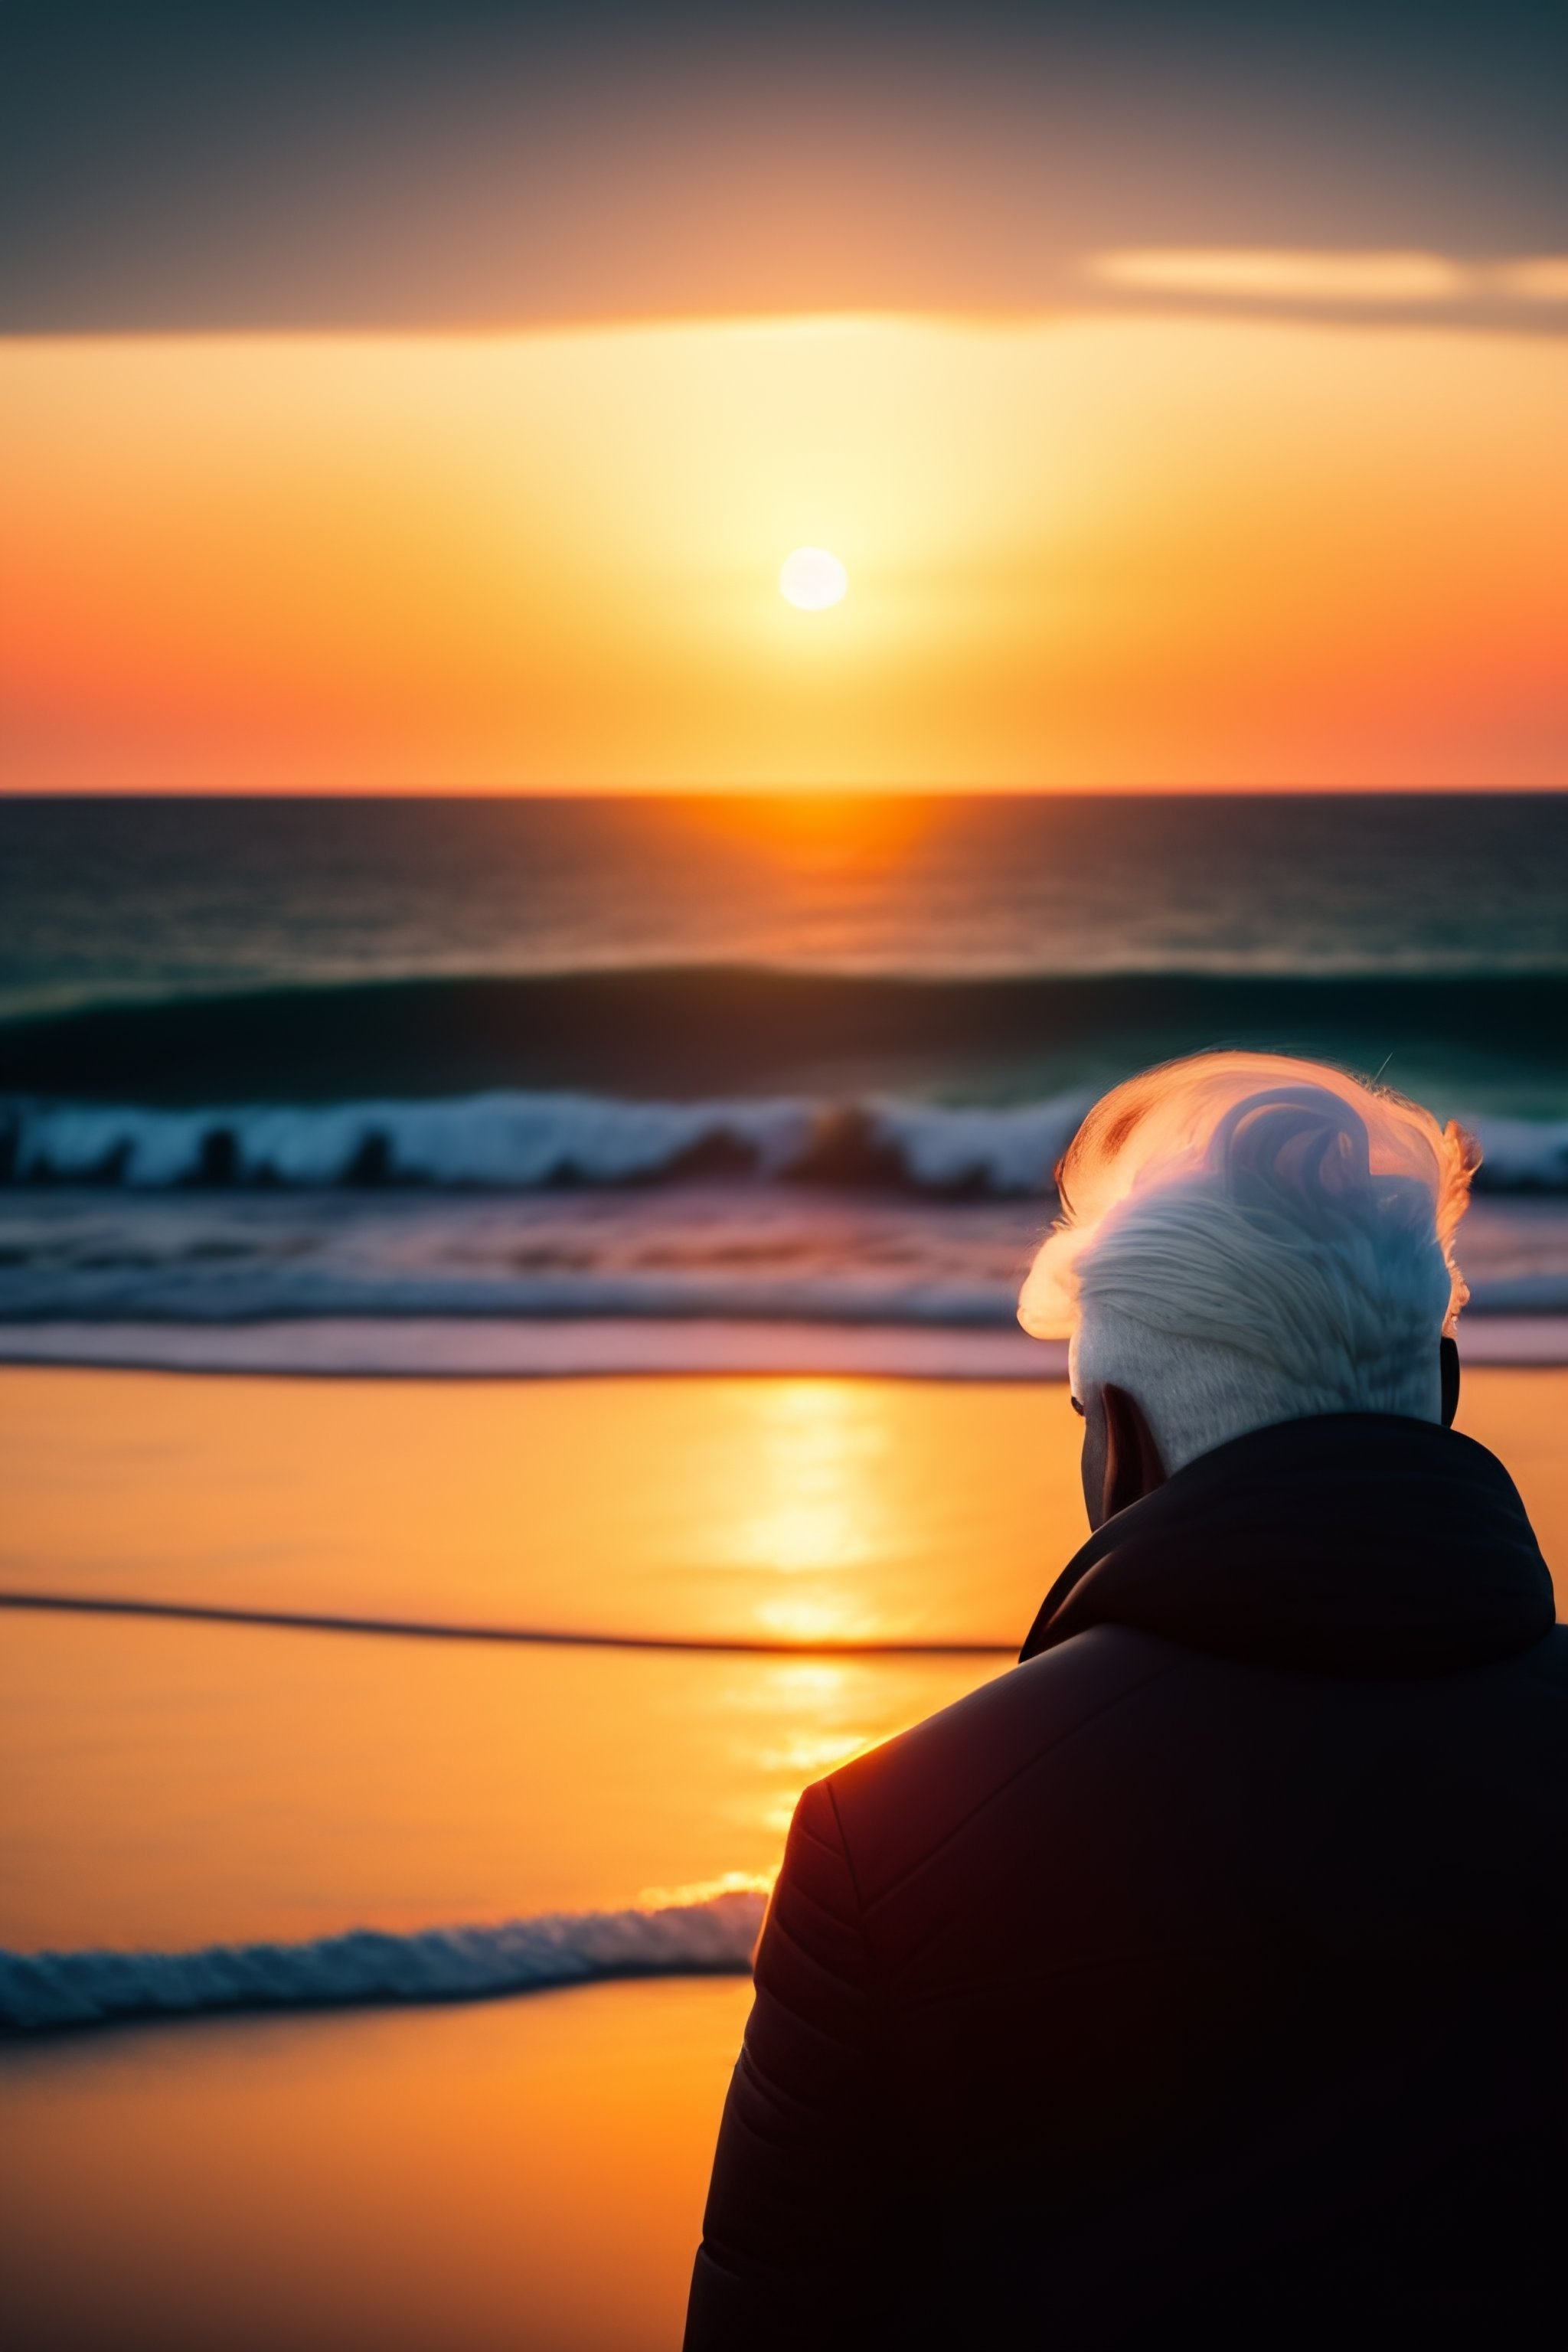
[{"x1": 857, "y1": 1652, "x2": 1181, "y2": 1916}]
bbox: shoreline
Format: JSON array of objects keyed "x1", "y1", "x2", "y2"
[{"x1": 2, "y1": 1314, "x2": 1566, "y2": 1378}]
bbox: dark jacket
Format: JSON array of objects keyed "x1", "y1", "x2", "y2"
[{"x1": 686, "y1": 1414, "x2": 1566, "y2": 2348}]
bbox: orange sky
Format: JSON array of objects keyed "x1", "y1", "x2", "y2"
[{"x1": 2, "y1": 309, "x2": 1565, "y2": 791}]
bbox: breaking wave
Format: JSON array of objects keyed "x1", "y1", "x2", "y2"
[
  {"x1": 0, "y1": 1891, "x2": 767, "y2": 2035},
  {"x1": 0, "y1": 1091, "x2": 1091, "y2": 1199},
  {"x1": 4, "y1": 1091, "x2": 1567, "y2": 1198},
  {"x1": 1456, "y1": 1113, "x2": 1568, "y2": 1194}
]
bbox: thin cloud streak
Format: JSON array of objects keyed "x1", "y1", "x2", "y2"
[
  {"x1": 1093, "y1": 252, "x2": 1469, "y2": 304},
  {"x1": 1087, "y1": 250, "x2": 1568, "y2": 325}
]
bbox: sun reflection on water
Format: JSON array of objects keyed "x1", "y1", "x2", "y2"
[
  {"x1": 763, "y1": 1721, "x2": 876, "y2": 1771},
  {"x1": 729, "y1": 1378, "x2": 889, "y2": 1580},
  {"x1": 712, "y1": 1652, "x2": 939, "y2": 1844},
  {"x1": 635, "y1": 1868, "x2": 778, "y2": 1909}
]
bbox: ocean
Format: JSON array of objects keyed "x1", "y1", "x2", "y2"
[{"x1": 3, "y1": 792, "x2": 1567, "y2": 1362}]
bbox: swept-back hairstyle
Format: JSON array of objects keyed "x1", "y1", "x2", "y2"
[{"x1": 1018, "y1": 1054, "x2": 1478, "y2": 1471}]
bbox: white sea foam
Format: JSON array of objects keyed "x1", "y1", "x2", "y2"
[
  {"x1": 4, "y1": 1091, "x2": 1565, "y2": 1197},
  {"x1": 0, "y1": 1892, "x2": 767, "y2": 2034},
  {"x1": 7, "y1": 1312, "x2": 1565, "y2": 1376},
  {"x1": 1, "y1": 1093, "x2": 815, "y2": 1191},
  {"x1": 2, "y1": 1132, "x2": 1566, "y2": 1350},
  {"x1": 1464, "y1": 1114, "x2": 1568, "y2": 1193},
  {"x1": 870, "y1": 1098, "x2": 1086, "y2": 1193}
]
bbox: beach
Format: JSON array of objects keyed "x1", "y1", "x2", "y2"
[{"x1": 3, "y1": 1362, "x2": 1565, "y2": 2344}]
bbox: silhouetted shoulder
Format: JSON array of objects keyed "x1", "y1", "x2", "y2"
[{"x1": 825, "y1": 1625, "x2": 1181, "y2": 1907}]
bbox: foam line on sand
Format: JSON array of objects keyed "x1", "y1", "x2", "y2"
[
  {"x1": 2, "y1": 1316, "x2": 1565, "y2": 1377},
  {"x1": 0, "y1": 1318, "x2": 1069, "y2": 1378},
  {"x1": 0, "y1": 1893, "x2": 769, "y2": 2036}
]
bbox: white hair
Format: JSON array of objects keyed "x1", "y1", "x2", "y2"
[{"x1": 1018, "y1": 1054, "x2": 1478, "y2": 1472}]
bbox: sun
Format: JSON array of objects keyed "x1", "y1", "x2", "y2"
[{"x1": 779, "y1": 547, "x2": 848, "y2": 611}]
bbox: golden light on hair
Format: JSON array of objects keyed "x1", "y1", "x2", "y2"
[{"x1": 1018, "y1": 1053, "x2": 1480, "y2": 1341}]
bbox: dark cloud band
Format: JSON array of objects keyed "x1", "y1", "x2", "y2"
[{"x1": 4, "y1": 2, "x2": 1564, "y2": 332}]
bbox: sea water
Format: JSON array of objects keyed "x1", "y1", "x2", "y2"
[{"x1": 3, "y1": 794, "x2": 1566, "y2": 1354}]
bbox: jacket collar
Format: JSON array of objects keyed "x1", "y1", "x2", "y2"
[{"x1": 1019, "y1": 1413, "x2": 1554, "y2": 1680}]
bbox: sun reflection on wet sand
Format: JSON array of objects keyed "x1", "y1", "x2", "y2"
[
  {"x1": 713, "y1": 1652, "x2": 906, "y2": 1838},
  {"x1": 724, "y1": 1378, "x2": 887, "y2": 1577},
  {"x1": 0, "y1": 1616, "x2": 991, "y2": 1955},
  {"x1": 0, "y1": 1367, "x2": 1083, "y2": 1645}
]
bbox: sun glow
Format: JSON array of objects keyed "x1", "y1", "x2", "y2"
[
  {"x1": 779, "y1": 546, "x2": 848, "y2": 611},
  {"x1": 2, "y1": 316, "x2": 1563, "y2": 789}
]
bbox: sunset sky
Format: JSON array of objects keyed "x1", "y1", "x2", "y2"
[{"x1": 2, "y1": 2, "x2": 1564, "y2": 792}]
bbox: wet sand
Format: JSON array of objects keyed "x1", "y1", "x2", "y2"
[
  {"x1": 0, "y1": 1613, "x2": 985, "y2": 1955},
  {"x1": 2, "y1": 1367, "x2": 1563, "y2": 2347},
  {"x1": 0, "y1": 1370, "x2": 1086, "y2": 1646},
  {"x1": 4, "y1": 1366, "x2": 1560, "y2": 1647},
  {"x1": 0, "y1": 1977, "x2": 752, "y2": 2352}
]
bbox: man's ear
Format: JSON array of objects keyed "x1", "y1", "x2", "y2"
[
  {"x1": 1439, "y1": 1334, "x2": 1461, "y2": 1429},
  {"x1": 1101, "y1": 1383, "x2": 1167, "y2": 1521}
]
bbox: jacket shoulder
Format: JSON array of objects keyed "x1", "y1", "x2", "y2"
[{"x1": 823, "y1": 1624, "x2": 1180, "y2": 1908}]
